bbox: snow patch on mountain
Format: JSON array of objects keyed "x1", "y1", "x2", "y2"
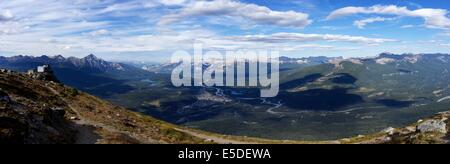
[{"x1": 375, "y1": 58, "x2": 396, "y2": 65}]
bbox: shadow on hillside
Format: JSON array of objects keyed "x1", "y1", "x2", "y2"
[
  {"x1": 330, "y1": 73, "x2": 357, "y2": 84},
  {"x1": 277, "y1": 88, "x2": 364, "y2": 111},
  {"x1": 375, "y1": 99, "x2": 415, "y2": 108},
  {"x1": 280, "y1": 73, "x2": 323, "y2": 89}
]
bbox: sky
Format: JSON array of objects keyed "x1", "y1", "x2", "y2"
[{"x1": 1, "y1": 0, "x2": 450, "y2": 62}]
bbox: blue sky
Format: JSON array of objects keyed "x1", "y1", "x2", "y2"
[{"x1": 0, "y1": 0, "x2": 450, "y2": 62}]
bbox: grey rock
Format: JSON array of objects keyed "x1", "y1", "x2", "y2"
[
  {"x1": 438, "y1": 111, "x2": 450, "y2": 116},
  {"x1": 383, "y1": 127, "x2": 395, "y2": 135},
  {"x1": 405, "y1": 126, "x2": 416, "y2": 133},
  {"x1": 417, "y1": 120, "x2": 447, "y2": 134}
]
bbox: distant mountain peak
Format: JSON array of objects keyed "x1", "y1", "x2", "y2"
[
  {"x1": 84, "y1": 54, "x2": 99, "y2": 60},
  {"x1": 278, "y1": 56, "x2": 342, "y2": 64},
  {"x1": 52, "y1": 55, "x2": 65, "y2": 60}
]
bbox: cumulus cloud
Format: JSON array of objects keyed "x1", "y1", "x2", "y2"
[
  {"x1": 327, "y1": 5, "x2": 450, "y2": 29},
  {"x1": 228, "y1": 32, "x2": 396, "y2": 44},
  {"x1": 158, "y1": 0, "x2": 312, "y2": 28},
  {"x1": 353, "y1": 17, "x2": 397, "y2": 29}
]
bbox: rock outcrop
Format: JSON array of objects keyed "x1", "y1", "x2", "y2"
[
  {"x1": 0, "y1": 90, "x2": 74, "y2": 144},
  {"x1": 27, "y1": 65, "x2": 60, "y2": 83},
  {"x1": 417, "y1": 119, "x2": 447, "y2": 134}
]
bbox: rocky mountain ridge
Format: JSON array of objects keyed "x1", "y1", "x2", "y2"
[
  {"x1": 0, "y1": 69, "x2": 209, "y2": 144},
  {"x1": 0, "y1": 54, "x2": 126, "y2": 72}
]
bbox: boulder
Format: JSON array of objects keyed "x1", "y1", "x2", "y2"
[
  {"x1": 417, "y1": 120, "x2": 447, "y2": 134},
  {"x1": 438, "y1": 111, "x2": 450, "y2": 117},
  {"x1": 383, "y1": 127, "x2": 395, "y2": 135},
  {"x1": 405, "y1": 126, "x2": 416, "y2": 133}
]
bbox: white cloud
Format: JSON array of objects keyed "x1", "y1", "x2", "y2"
[
  {"x1": 421, "y1": 40, "x2": 440, "y2": 43},
  {"x1": 159, "y1": 0, "x2": 187, "y2": 6},
  {"x1": 228, "y1": 32, "x2": 396, "y2": 44},
  {"x1": 0, "y1": 0, "x2": 158, "y2": 56},
  {"x1": 353, "y1": 17, "x2": 397, "y2": 29},
  {"x1": 0, "y1": 10, "x2": 13, "y2": 21},
  {"x1": 88, "y1": 29, "x2": 110, "y2": 37},
  {"x1": 0, "y1": 1, "x2": 422, "y2": 60},
  {"x1": 158, "y1": 0, "x2": 312, "y2": 28},
  {"x1": 319, "y1": 26, "x2": 339, "y2": 30},
  {"x1": 281, "y1": 44, "x2": 349, "y2": 51},
  {"x1": 0, "y1": 21, "x2": 29, "y2": 35},
  {"x1": 327, "y1": 5, "x2": 450, "y2": 29},
  {"x1": 401, "y1": 25, "x2": 415, "y2": 28},
  {"x1": 441, "y1": 43, "x2": 450, "y2": 46}
]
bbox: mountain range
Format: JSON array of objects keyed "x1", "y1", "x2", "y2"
[
  {"x1": 0, "y1": 54, "x2": 153, "y2": 97},
  {"x1": 0, "y1": 64, "x2": 448, "y2": 144},
  {"x1": 1, "y1": 53, "x2": 450, "y2": 141},
  {"x1": 0, "y1": 54, "x2": 126, "y2": 72}
]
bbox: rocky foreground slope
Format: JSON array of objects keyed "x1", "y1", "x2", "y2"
[
  {"x1": 0, "y1": 70, "x2": 209, "y2": 144},
  {"x1": 0, "y1": 69, "x2": 449, "y2": 144},
  {"x1": 340, "y1": 113, "x2": 449, "y2": 144}
]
